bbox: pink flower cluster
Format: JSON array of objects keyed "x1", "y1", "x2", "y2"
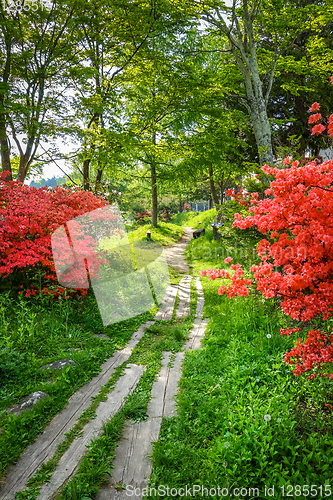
[
  {"x1": 0, "y1": 171, "x2": 109, "y2": 299},
  {"x1": 308, "y1": 88, "x2": 333, "y2": 137},
  {"x1": 283, "y1": 329, "x2": 333, "y2": 379}
]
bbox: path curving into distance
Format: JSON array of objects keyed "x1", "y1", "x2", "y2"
[
  {"x1": 164, "y1": 227, "x2": 193, "y2": 274},
  {"x1": 0, "y1": 226, "x2": 210, "y2": 500}
]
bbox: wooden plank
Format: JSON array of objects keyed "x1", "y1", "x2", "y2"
[
  {"x1": 184, "y1": 318, "x2": 210, "y2": 351},
  {"x1": 1, "y1": 227, "x2": 198, "y2": 499},
  {"x1": 0, "y1": 323, "x2": 152, "y2": 500},
  {"x1": 96, "y1": 351, "x2": 183, "y2": 499},
  {"x1": 94, "y1": 316, "x2": 210, "y2": 499},
  {"x1": 163, "y1": 351, "x2": 185, "y2": 418},
  {"x1": 92, "y1": 276, "x2": 208, "y2": 499},
  {"x1": 96, "y1": 417, "x2": 162, "y2": 500},
  {"x1": 37, "y1": 364, "x2": 144, "y2": 500},
  {"x1": 175, "y1": 276, "x2": 191, "y2": 318},
  {"x1": 154, "y1": 285, "x2": 178, "y2": 321},
  {"x1": 147, "y1": 352, "x2": 172, "y2": 418},
  {"x1": 163, "y1": 227, "x2": 192, "y2": 274},
  {"x1": 194, "y1": 277, "x2": 204, "y2": 319}
]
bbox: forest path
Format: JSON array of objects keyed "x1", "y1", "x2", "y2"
[{"x1": 0, "y1": 226, "x2": 210, "y2": 500}]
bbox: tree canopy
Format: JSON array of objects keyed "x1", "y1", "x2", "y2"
[{"x1": 1, "y1": 0, "x2": 332, "y2": 221}]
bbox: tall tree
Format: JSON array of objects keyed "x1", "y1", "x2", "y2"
[
  {"x1": 66, "y1": 0, "x2": 190, "y2": 196},
  {"x1": 194, "y1": 0, "x2": 329, "y2": 165},
  {"x1": 0, "y1": 0, "x2": 80, "y2": 182},
  {"x1": 118, "y1": 24, "x2": 198, "y2": 227}
]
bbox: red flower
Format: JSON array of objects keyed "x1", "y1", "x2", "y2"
[
  {"x1": 308, "y1": 113, "x2": 322, "y2": 124},
  {"x1": 311, "y1": 123, "x2": 326, "y2": 136},
  {"x1": 309, "y1": 102, "x2": 320, "y2": 112},
  {"x1": 328, "y1": 124, "x2": 333, "y2": 137},
  {"x1": 0, "y1": 172, "x2": 108, "y2": 299},
  {"x1": 207, "y1": 156, "x2": 333, "y2": 380}
]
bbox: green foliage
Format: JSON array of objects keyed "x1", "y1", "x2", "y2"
[
  {"x1": 148, "y1": 283, "x2": 333, "y2": 496},
  {"x1": 172, "y1": 209, "x2": 216, "y2": 229},
  {"x1": 0, "y1": 289, "x2": 155, "y2": 480},
  {"x1": 49, "y1": 276, "x2": 198, "y2": 500}
]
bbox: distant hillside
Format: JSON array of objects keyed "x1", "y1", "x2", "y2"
[{"x1": 29, "y1": 176, "x2": 66, "y2": 188}]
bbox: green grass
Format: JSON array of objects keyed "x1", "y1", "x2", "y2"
[
  {"x1": 44, "y1": 277, "x2": 198, "y2": 500},
  {"x1": 0, "y1": 218, "x2": 185, "y2": 484},
  {"x1": 0, "y1": 289, "x2": 157, "y2": 481},
  {"x1": 5, "y1": 263, "x2": 198, "y2": 499},
  {"x1": 145, "y1": 205, "x2": 333, "y2": 499},
  {"x1": 184, "y1": 221, "x2": 262, "y2": 278},
  {"x1": 6, "y1": 202, "x2": 333, "y2": 499},
  {"x1": 171, "y1": 209, "x2": 216, "y2": 229},
  {"x1": 148, "y1": 284, "x2": 333, "y2": 499},
  {"x1": 127, "y1": 222, "x2": 184, "y2": 247}
]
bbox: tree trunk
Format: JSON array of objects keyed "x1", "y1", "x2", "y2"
[
  {"x1": 0, "y1": 37, "x2": 12, "y2": 181},
  {"x1": 209, "y1": 165, "x2": 224, "y2": 223},
  {"x1": 203, "y1": 2, "x2": 275, "y2": 167},
  {"x1": 209, "y1": 164, "x2": 220, "y2": 205},
  {"x1": 0, "y1": 120, "x2": 11, "y2": 181},
  {"x1": 83, "y1": 158, "x2": 91, "y2": 191},
  {"x1": 151, "y1": 163, "x2": 158, "y2": 227},
  {"x1": 151, "y1": 132, "x2": 158, "y2": 228},
  {"x1": 17, "y1": 155, "x2": 29, "y2": 183},
  {"x1": 96, "y1": 169, "x2": 102, "y2": 183},
  {"x1": 244, "y1": 60, "x2": 274, "y2": 166},
  {"x1": 249, "y1": 102, "x2": 274, "y2": 166}
]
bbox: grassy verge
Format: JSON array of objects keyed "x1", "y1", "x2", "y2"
[
  {"x1": 149, "y1": 285, "x2": 333, "y2": 499},
  {"x1": 146, "y1": 208, "x2": 333, "y2": 499},
  {"x1": 171, "y1": 209, "x2": 216, "y2": 229},
  {"x1": 0, "y1": 289, "x2": 156, "y2": 481},
  {"x1": 0, "y1": 219, "x2": 185, "y2": 480}
]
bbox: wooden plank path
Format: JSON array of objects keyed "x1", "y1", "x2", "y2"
[
  {"x1": 154, "y1": 284, "x2": 178, "y2": 321},
  {"x1": 96, "y1": 277, "x2": 209, "y2": 499},
  {"x1": 164, "y1": 227, "x2": 193, "y2": 274},
  {"x1": 175, "y1": 275, "x2": 191, "y2": 319},
  {"x1": 0, "y1": 323, "x2": 153, "y2": 500},
  {"x1": 194, "y1": 276, "x2": 204, "y2": 319},
  {"x1": 0, "y1": 227, "x2": 195, "y2": 500},
  {"x1": 38, "y1": 364, "x2": 144, "y2": 500}
]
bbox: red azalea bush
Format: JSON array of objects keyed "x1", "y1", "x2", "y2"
[
  {"x1": 0, "y1": 172, "x2": 109, "y2": 298},
  {"x1": 136, "y1": 210, "x2": 152, "y2": 225},
  {"x1": 200, "y1": 79, "x2": 333, "y2": 380},
  {"x1": 202, "y1": 160, "x2": 333, "y2": 379}
]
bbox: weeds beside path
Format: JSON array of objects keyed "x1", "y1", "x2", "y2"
[{"x1": 147, "y1": 212, "x2": 333, "y2": 499}]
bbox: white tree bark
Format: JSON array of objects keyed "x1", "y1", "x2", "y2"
[{"x1": 202, "y1": 0, "x2": 278, "y2": 165}]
